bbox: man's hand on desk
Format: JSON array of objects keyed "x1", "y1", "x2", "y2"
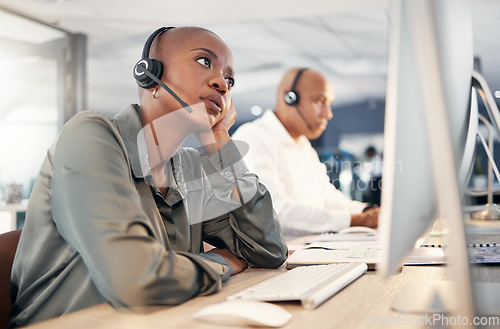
[
  {"x1": 208, "y1": 248, "x2": 248, "y2": 275},
  {"x1": 350, "y1": 207, "x2": 379, "y2": 228}
]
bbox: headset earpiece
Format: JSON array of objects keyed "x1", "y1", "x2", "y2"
[
  {"x1": 284, "y1": 90, "x2": 299, "y2": 105},
  {"x1": 283, "y1": 68, "x2": 308, "y2": 106},
  {"x1": 134, "y1": 58, "x2": 163, "y2": 89}
]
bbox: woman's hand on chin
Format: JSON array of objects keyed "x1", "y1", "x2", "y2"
[{"x1": 196, "y1": 99, "x2": 235, "y2": 154}]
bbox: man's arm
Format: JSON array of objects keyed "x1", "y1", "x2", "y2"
[
  {"x1": 350, "y1": 207, "x2": 379, "y2": 228},
  {"x1": 233, "y1": 130, "x2": 351, "y2": 235},
  {"x1": 323, "y1": 177, "x2": 379, "y2": 228}
]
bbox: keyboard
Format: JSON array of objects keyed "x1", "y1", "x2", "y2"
[{"x1": 227, "y1": 263, "x2": 368, "y2": 309}]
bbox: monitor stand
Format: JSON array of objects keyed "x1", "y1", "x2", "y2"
[
  {"x1": 470, "y1": 111, "x2": 500, "y2": 220},
  {"x1": 392, "y1": 281, "x2": 500, "y2": 316},
  {"x1": 471, "y1": 204, "x2": 500, "y2": 221},
  {"x1": 469, "y1": 71, "x2": 500, "y2": 221}
]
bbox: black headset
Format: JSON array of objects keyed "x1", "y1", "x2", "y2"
[
  {"x1": 133, "y1": 27, "x2": 172, "y2": 89},
  {"x1": 283, "y1": 68, "x2": 312, "y2": 130},
  {"x1": 133, "y1": 27, "x2": 192, "y2": 112},
  {"x1": 284, "y1": 68, "x2": 308, "y2": 106}
]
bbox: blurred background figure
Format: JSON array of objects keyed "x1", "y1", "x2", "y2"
[{"x1": 363, "y1": 146, "x2": 383, "y2": 206}]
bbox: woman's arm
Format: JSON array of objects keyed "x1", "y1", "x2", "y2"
[{"x1": 51, "y1": 112, "x2": 231, "y2": 308}]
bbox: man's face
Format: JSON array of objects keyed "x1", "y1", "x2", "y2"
[
  {"x1": 296, "y1": 75, "x2": 334, "y2": 140},
  {"x1": 159, "y1": 31, "x2": 235, "y2": 129}
]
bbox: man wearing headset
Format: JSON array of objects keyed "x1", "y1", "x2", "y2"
[
  {"x1": 232, "y1": 68, "x2": 379, "y2": 238},
  {"x1": 9, "y1": 26, "x2": 287, "y2": 328}
]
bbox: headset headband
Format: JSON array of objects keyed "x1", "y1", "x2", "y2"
[
  {"x1": 290, "y1": 68, "x2": 308, "y2": 93},
  {"x1": 142, "y1": 27, "x2": 175, "y2": 59}
]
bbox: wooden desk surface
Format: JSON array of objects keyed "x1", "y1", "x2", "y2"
[{"x1": 22, "y1": 236, "x2": 500, "y2": 329}]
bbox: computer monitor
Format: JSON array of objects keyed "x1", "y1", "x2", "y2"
[{"x1": 377, "y1": 0, "x2": 480, "y2": 320}]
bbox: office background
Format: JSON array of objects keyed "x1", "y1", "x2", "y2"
[{"x1": 0, "y1": 0, "x2": 499, "y2": 211}]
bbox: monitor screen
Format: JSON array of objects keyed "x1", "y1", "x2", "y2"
[
  {"x1": 378, "y1": 0, "x2": 474, "y2": 277},
  {"x1": 377, "y1": 0, "x2": 477, "y2": 318}
]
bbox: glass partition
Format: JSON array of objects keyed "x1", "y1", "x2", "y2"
[{"x1": 0, "y1": 8, "x2": 78, "y2": 231}]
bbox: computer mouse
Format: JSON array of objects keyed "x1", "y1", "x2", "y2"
[{"x1": 192, "y1": 299, "x2": 292, "y2": 327}]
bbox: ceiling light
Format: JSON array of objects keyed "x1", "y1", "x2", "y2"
[
  {"x1": 251, "y1": 106, "x2": 262, "y2": 116},
  {"x1": 495, "y1": 91, "x2": 500, "y2": 99}
]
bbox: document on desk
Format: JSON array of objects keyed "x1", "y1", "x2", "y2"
[
  {"x1": 287, "y1": 241, "x2": 447, "y2": 269},
  {"x1": 468, "y1": 244, "x2": 500, "y2": 264},
  {"x1": 307, "y1": 231, "x2": 378, "y2": 244},
  {"x1": 287, "y1": 241, "x2": 381, "y2": 269}
]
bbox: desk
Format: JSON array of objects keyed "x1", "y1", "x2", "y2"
[{"x1": 23, "y1": 237, "x2": 500, "y2": 329}]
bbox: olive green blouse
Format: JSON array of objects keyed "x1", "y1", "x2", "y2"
[{"x1": 9, "y1": 104, "x2": 287, "y2": 328}]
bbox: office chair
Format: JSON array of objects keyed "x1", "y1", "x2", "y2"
[{"x1": 0, "y1": 230, "x2": 21, "y2": 329}]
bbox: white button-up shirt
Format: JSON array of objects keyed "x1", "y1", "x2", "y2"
[{"x1": 232, "y1": 110, "x2": 366, "y2": 237}]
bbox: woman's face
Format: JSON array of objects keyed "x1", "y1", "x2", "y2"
[{"x1": 156, "y1": 29, "x2": 236, "y2": 131}]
